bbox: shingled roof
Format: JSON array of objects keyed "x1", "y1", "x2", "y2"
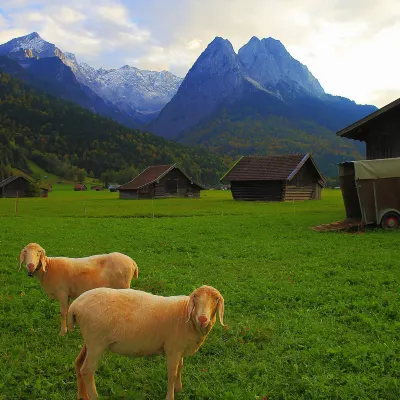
[
  {"x1": 220, "y1": 153, "x2": 325, "y2": 185},
  {"x1": 118, "y1": 164, "x2": 205, "y2": 190},
  {"x1": 0, "y1": 174, "x2": 31, "y2": 188}
]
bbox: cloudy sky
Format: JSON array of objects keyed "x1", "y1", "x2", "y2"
[{"x1": 0, "y1": 0, "x2": 399, "y2": 107}]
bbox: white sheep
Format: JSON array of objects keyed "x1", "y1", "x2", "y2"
[
  {"x1": 19, "y1": 243, "x2": 139, "y2": 335},
  {"x1": 68, "y1": 285, "x2": 225, "y2": 400}
]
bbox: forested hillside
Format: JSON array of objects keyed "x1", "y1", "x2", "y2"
[{"x1": 0, "y1": 71, "x2": 228, "y2": 184}]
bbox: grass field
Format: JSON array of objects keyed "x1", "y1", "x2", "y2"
[{"x1": 1, "y1": 188, "x2": 399, "y2": 399}]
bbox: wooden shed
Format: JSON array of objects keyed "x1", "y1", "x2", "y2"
[
  {"x1": 0, "y1": 175, "x2": 46, "y2": 198},
  {"x1": 74, "y1": 184, "x2": 87, "y2": 191},
  {"x1": 118, "y1": 163, "x2": 205, "y2": 199},
  {"x1": 221, "y1": 154, "x2": 325, "y2": 201},
  {"x1": 336, "y1": 97, "x2": 400, "y2": 159}
]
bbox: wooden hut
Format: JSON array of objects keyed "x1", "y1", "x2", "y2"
[
  {"x1": 91, "y1": 185, "x2": 103, "y2": 191},
  {"x1": 221, "y1": 154, "x2": 325, "y2": 201},
  {"x1": 74, "y1": 184, "x2": 87, "y2": 191},
  {"x1": 336, "y1": 97, "x2": 400, "y2": 159},
  {"x1": 0, "y1": 175, "x2": 47, "y2": 198},
  {"x1": 118, "y1": 163, "x2": 205, "y2": 199}
]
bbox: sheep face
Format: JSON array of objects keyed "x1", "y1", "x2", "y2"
[
  {"x1": 187, "y1": 285, "x2": 225, "y2": 329},
  {"x1": 19, "y1": 243, "x2": 47, "y2": 277}
]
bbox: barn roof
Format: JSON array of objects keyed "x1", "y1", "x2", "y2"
[
  {"x1": 220, "y1": 153, "x2": 325, "y2": 185},
  {"x1": 0, "y1": 174, "x2": 31, "y2": 188},
  {"x1": 336, "y1": 97, "x2": 400, "y2": 141},
  {"x1": 118, "y1": 163, "x2": 205, "y2": 190},
  {"x1": 74, "y1": 183, "x2": 87, "y2": 189}
]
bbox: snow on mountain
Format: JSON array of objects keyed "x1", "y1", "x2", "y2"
[
  {"x1": 65, "y1": 52, "x2": 182, "y2": 114},
  {"x1": 0, "y1": 33, "x2": 183, "y2": 123}
]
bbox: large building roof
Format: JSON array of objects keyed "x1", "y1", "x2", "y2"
[
  {"x1": 118, "y1": 164, "x2": 205, "y2": 190},
  {"x1": 220, "y1": 153, "x2": 325, "y2": 185}
]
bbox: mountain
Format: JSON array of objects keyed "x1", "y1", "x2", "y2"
[
  {"x1": 0, "y1": 70, "x2": 226, "y2": 184},
  {"x1": 149, "y1": 36, "x2": 377, "y2": 175},
  {"x1": 0, "y1": 32, "x2": 182, "y2": 126},
  {"x1": 0, "y1": 55, "x2": 136, "y2": 128},
  {"x1": 237, "y1": 36, "x2": 325, "y2": 98},
  {"x1": 65, "y1": 53, "x2": 182, "y2": 124}
]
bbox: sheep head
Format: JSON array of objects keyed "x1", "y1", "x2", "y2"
[
  {"x1": 186, "y1": 285, "x2": 225, "y2": 330},
  {"x1": 19, "y1": 243, "x2": 47, "y2": 277}
]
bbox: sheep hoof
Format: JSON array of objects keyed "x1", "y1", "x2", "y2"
[{"x1": 59, "y1": 329, "x2": 67, "y2": 336}]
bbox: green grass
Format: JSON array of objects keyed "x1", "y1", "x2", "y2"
[{"x1": 1, "y1": 189, "x2": 399, "y2": 399}]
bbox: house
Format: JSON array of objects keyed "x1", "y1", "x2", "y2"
[
  {"x1": 91, "y1": 185, "x2": 103, "y2": 191},
  {"x1": 0, "y1": 175, "x2": 47, "y2": 198},
  {"x1": 220, "y1": 154, "x2": 325, "y2": 201},
  {"x1": 74, "y1": 184, "x2": 87, "y2": 191},
  {"x1": 117, "y1": 163, "x2": 205, "y2": 199},
  {"x1": 336, "y1": 97, "x2": 400, "y2": 160}
]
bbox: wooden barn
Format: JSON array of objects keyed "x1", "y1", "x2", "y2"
[
  {"x1": 74, "y1": 184, "x2": 87, "y2": 191},
  {"x1": 337, "y1": 97, "x2": 400, "y2": 159},
  {"x1": 0, "y1": 175, "x2": 46, "y2": 198},
  {"x1": 118, "y1": 163, "x2": 205, "y2": 199},
  {"x1": 221, "y1": 154, "x2": 325, "y2": 201}
]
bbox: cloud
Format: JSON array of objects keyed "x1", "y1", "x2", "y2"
[{"x1": 0, "y1": 0, "x2": 399, "y2": 106}]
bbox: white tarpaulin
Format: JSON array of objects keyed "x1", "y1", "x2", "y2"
[{"x1": 354, "y1": 158, "x2": 400, "y2": 180}]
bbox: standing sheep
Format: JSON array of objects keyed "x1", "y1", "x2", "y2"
[
  {"x1": 19, "y1": 243, "x2": 139, "y2": 335},
  {"x1": 68, "y1": 285, "x2": 225, "y2": 400}
]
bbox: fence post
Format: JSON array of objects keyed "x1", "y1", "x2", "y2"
[{"x1": 15, "y1": 192, "x2": 19, "y2": 217}]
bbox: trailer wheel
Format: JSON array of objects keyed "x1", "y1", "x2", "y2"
[{"x1": 381, "y1": 212, "x2": 400, "y2": 230}]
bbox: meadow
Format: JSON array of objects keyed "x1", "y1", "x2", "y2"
[{"x1": 0, "y1": 187, "x2": 399, "y2": 399}]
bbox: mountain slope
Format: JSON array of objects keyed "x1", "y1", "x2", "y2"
[
  {"x1": 237, "y1": 36, "x2": 325, "y2": 98},
  {"x1": 0, "y1": 32, "x2": 182, "y2": 126},
  {"x1": 0, "y1": 70, "x2": 227, "y2": 184},
  {"x1": 0, "y1": 56, "x2": 137, "y2": 128},
  {"x1": 149, "y1": 36, "x2": 377, "y2": 175}
]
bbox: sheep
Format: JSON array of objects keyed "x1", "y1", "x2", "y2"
[
  {"x1": 19, "y1": 243, "x2": 139, "y2": 336},
  {"x1": 68, "y1": 285, "x2": 225, "y2": 400}
]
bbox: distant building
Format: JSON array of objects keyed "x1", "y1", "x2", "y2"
[
  {"x1": 221, "y1": 153, "x2": 325, "y2": 201},
  {"x1": 118, "y1": 163, "x2": 205, "y2": 199},
  {"x1": 0, "y1": 175, "x2": 47, "y2": 198},
  {"x1": 337, "y1": 97, "x2": 400, "y2": 160},
  {"x1": 91, "y1": 185, "x2": 103, "y2": 191},
  {"x1": 74, "y1": 184, "x2": 87, "y2": 191}
]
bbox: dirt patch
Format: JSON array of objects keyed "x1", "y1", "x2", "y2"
[{"x1": 311, "y1": 218, "x2": 364, "y2": 233}]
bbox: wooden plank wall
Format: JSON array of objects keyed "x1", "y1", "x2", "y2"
[
  {"x1": 231, "y1": 181, "x2": 283, "y2": 201},
  {"x1": 366, "y1": 110, "x2": 400, "y2": 159},
  {"x1": 283, "y1": 185, "x2": 314, "y2": 201}
]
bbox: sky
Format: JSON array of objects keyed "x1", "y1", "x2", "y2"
[{"x1": 0, "y1": 0, "x2": 399, "y2": 107}]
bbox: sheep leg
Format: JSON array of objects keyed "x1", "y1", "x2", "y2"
[
  {"x1": 80, "y1": 346, "x2": 104, "y2": 400},
  {"x1": 165, "y1": 353, "x2": 182, "y2": 400},
  {"x1": 59, "y1": 295, "x2": 69, "y2": 336},
  {"x1": 75, "y1": 345, "x2": 89, "y2": 400},
  {"x1": 174, "y1": 357, "x2": 184, "y2": 393}
]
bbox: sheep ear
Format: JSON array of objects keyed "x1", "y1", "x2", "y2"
[
  {"x1": 218, "y1": 295, "x2": 225, "y2": 327},
  {"x1": 186, "y1": 294, "x2": 195, "y2": 323},
  {"x1": 134, "y1": 265, "x2": 139, "y2": 279},
  {"x1": 19, "y1": 250, "x2": 25, "y2": 271},
  {"x1": 40, "y1": 248, "x2": 47, "y2": 272}
]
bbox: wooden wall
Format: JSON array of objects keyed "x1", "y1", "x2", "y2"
[
  {"x1": 155, "y1": 168, "x2": 197, "y2": 198},
  {"x1": 366, "y1": 109, "x2": 400, "y2": 159},
  {"x1": 283, "y1": 159, "x2": 322, "y2": 201},
  {"x1": 119, "y1": 169, "x2": 201, "y2": 199},
  {"x1": 0, "y1": 177, "x2": 30, "y2": 198},
  {"x1": 230, "y1": 181, "x2": 283, "y2": 201},
  {"x1": 230, "y1": 159, "x2": 323, "y2": 202}
]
